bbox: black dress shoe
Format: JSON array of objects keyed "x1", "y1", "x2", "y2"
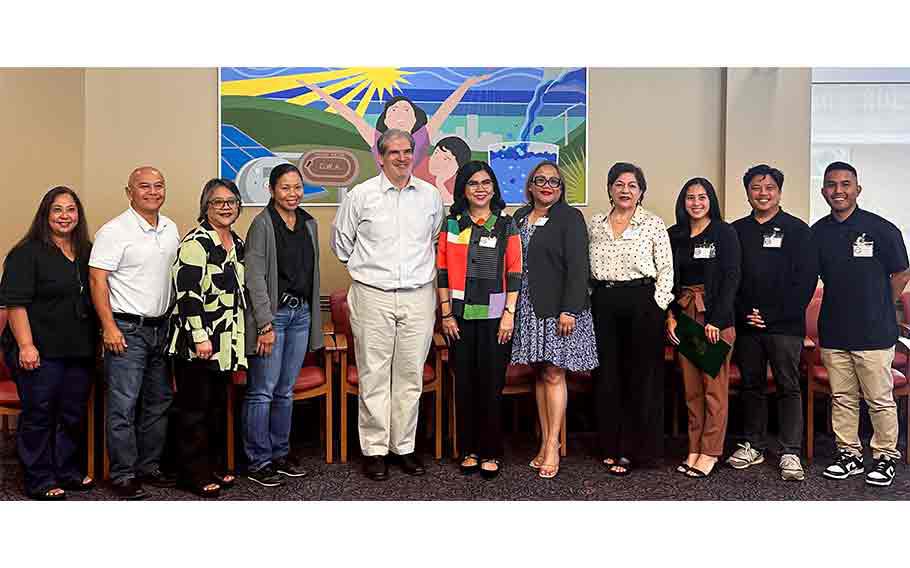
[
  {"x1": 397, "y1": 452, "x2": 426, "y2": 476},
  {"x1": 112, "y1": 478, "x2": 148, "y2": 500},
  {"x1": 138, "y1": 469, "x2": 177, "y2": 488},
  {"x1": 364, "y1": 455, "x2": 388, "y2": 481}
]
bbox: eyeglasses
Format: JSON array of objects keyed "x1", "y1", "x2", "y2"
[
  {"x1": 209, "y1": 198, "x2": 240, "y2": 209},
  {"x1": 466, "y1": 179, "x2": 494, "y2": 190},
  {"x1": 531, "y1": 176, "x2": 562, "y2": 189}
]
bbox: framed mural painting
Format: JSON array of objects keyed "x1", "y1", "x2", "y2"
[{"x1": 220, "y1": 67, "x2": 588, "y2": 207}]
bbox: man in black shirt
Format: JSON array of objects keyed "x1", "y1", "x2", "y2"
[
  {"x1": 727, "y1": 164, "x2": 817, "y2": 481},
  {"x1": 813, "y1": 161, "x2": 910, "y2": 487}
]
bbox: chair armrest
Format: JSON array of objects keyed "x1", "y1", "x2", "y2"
[
  {"x1": 899, "y1": 322, "x2": 910, "y2": 337},
  {"x1": 897, "y1": 335, "x2": 910, "y2": 355},
  {"x1": 322, "y1": 319, "x2": 335, "y2": 336},
  {"x1": 334, "y1": 333, "x2": 348, "y2": 352},
  {"x1": 803, "y1": 337, "x2": 816, "y2": 350},
  {"x1": 322, "y1": 334, "x2": 336, "y2": 351}
]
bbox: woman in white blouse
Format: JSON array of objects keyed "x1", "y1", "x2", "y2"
[{"x1": 589, "y1": 162, "x2": 674, "y2": 476}]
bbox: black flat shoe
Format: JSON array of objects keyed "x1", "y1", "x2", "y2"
[
  {"x1": 29, "y1": 487, "x2": 66, "y2": 501},
  {"x1": 179, "y1": 479, "x2": 221, "y2": 499},
  {"x1": 607, "y1": 457, "x2": 632, "y2": 477},
  {"x1": 397, "y1": 452, "x2": 426, "y2": 476},
  {"x1": 112, "y1": 478, "x2": 148, "y2": 500},
  {"x1": 460, "y1": 454, "x2": 480, "y2": 475},
  {"x1": 364, "y1": 455, "x2": 388, "y2": 481},
  {"x1": 60, "y1": 476, "x2": 96, "y2": 491},
  {"x1": 480, "y1": 458, "x2": 501, "y2": 480}
]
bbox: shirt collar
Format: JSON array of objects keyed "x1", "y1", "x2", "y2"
[
  {"x1": 267, "y1": 200, "x2": 301, "y2": 231},
  {"x1": 827, "y1": 206, "x2": 861, "y2": 225},
  {"x1": 750, "y1": 207, "x2": 784, "y2": 226},
  {"x1": 457, "y1": 212, "x2": 498, "y2": 232},
  {"x1": 630, "y1": 206, "x2": 648, "y2": 225},
  {"x1": 380, "y1": 171, "x2": 416, "y2": 192},
  {"x1": 128, "y1": 206, "x2": 167, "y2": 233}
]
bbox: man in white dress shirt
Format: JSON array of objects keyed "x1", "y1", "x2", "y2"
[
  {"x1": 332, "y1": 129, "x2": 445, "y2": 480},
  {"x1": 89, "y1": 166, "x2": 180, "y2": 499}
]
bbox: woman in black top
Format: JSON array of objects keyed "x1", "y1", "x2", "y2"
[
  {"x1": 666, "y1": 178, "x2": 741, "y2": 478},
  {"x1": 0, "y1": 186, "x2": 97, "y2": 499}
]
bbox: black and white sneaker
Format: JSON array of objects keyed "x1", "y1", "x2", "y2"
[
  {"x1": 247, "y1": 464, "x2": 284, "y2": 487},
  {"x1": 273, "y1": 457, "x2": 307, "y2": 478},
  {"x1": 822, "y1": 448, "x2": 864, "y2": 480},
  {"x1": 865, "y1": 456, "x2": 896, "y2": 487}
]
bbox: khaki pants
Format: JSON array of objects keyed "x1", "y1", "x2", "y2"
[
  {"x1": 820, "y1": 347, "x2": 900, "y2": 460},
  {"x1": 348, "y1": 281, "x2": 436, "y2": 457}
]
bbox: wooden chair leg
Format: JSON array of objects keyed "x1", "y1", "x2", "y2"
[
  {"x1": 226, "y1": 382, "x2": 236, "y2": 472},
  {"x1": 340, "y1": 390, "x2": 349, "y2": 464},
  {"x1": 319, "y1": 397, "x2": 326, "y2": 444},
  {"x1": 806, "y1": 385, "x2": 815, "y2": 464},
  {"x1": 434, "y1": 387, "x2": 442, "y2": 460},
  {"x1": 86, "y1": 384, "x2": 96, "y2": 481},
  {"x1": 325, "y1": 387, "x2": 334, "y2": 464}
]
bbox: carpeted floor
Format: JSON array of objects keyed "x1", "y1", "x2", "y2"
[{"x1": 2, "y1": 429, "x2": 907, "y2": 501}]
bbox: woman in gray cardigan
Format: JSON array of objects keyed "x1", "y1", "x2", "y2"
[{"x1": 242, "y1": 163, "x2": 322, "y2": 487}]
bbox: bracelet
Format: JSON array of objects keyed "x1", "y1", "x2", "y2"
[
  {"x1": 440, "y1": 299, "x2": 451, "y2": 305},
  {"x1": 257, "y1": 325, "x2": 273, "y2": 336},
  {"x1": 442, "y1": 313, "x2": 455, "y2": 320}
]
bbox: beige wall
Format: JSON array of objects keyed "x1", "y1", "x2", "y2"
[
  {"x1": 724, "y1": 68, "x2": 812, "y2": 221},
  {"x1": 0, "y1": 69, "x2": 85, "y2": 257},
  {"x1": 1, "y1": 67, "x2": 813, "y2": 293}
]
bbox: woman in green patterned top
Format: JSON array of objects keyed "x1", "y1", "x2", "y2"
[{"x1": 167, "y1": 178, "x2": 246, "y2": 498}]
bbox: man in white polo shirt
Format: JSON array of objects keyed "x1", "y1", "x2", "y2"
[
  {"x1": 332, "y1": 129, "x2": 445, "y2": 481},
  {"x1": 89, "y1": 166, "x2": 180, "y2": 500}
]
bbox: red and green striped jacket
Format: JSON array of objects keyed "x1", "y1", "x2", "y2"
[{"x1": 436, "y1": 212, "x2": 522, "y2": 320}]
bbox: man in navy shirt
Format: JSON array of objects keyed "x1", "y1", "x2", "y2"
[
  {"x1": 727, "y1": 165, "x2": 817, "y2": 481},
  {"x1": 812, "y1": 161, "x2": 910, "y2": 487}
]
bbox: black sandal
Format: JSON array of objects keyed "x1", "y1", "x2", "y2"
[
  {"x1": 460, "y1": 454, "x2": 480, "y2": 475},
  {"x1": 179, "y1": 479, "x2": 222, "y2": 499},
  {"x1": 60, "y1": 476, "x2": 96, "y2": 491},
  {"x1": 480, "y1": 458, "x2": 501, "y2": 480},
  {"x1": 675, "y1": 462, "x2": 692, "y2": 475},
  {"x1": 30, "y1": 487, "x2": 66, "y2": 501},
  {"x1": 213, "y1": 471, "x2": 236, "y2": 489},
  {"x1": 608, "y1": 457, "x2": 632, "y2": 477}
]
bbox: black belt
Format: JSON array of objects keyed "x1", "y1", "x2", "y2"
[
  {"x1": 280, "y1": 293, "x2": 307, "y2": 309},
  {"x1": 592, "y1": 277, "x2": 655, "y2": 289},
  {"x1": 113, "y1": 312, "x2": 168, "y2": 326}
]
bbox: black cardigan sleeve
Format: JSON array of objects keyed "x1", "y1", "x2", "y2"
[
  {"x1": 560, "y1": 207, "x2": 590, "y2": 315},
  {"x1": 706, "y1": 222, "x2": 741, "y2": 329}
]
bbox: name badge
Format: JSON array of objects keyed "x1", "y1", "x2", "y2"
[
  {"x1": 853, "y1": 234, "x2": 874, "y2": 258},
  {"x1": 693, "y1": 243, "x2": 716, "y2": 259},
  {"x1": 763, "y1": 228, "x2": 784, "y2": 248},
  {"x1": 534, "y1": 217, "x2": 549, "y2": 227},
  {"x1": 622, "y1": 227, "x2": 640, "y2": 240},
  {"x1": 479, "y1": 236, "x2": 497, "y2": 248}
]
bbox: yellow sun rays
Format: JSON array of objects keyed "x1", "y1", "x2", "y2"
[{"x1": 222, "y1": 67, "x2": 413, "y2": 116}]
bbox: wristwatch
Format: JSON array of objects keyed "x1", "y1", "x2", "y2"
[{"x1": 504, "y1": 304, "x2": 516, "y2": 314}]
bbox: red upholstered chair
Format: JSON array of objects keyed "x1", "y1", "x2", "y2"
[
  {"x1": 803, "y1": 296, "x2": 910, "y2": 464},
  {"x1": 893, "y1": 291, "x2": 910, "y2": 377},
  {"x1": 329, "y1": 290, "x2": 444, "y2": 463},
  {"x1": 226, "y1": 322, "x2": 337, "y2": 470}
]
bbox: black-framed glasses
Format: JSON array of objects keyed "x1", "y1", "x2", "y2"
[
  {"x1": 466, "y1": 179, "x2": 494, "y2": 190},
  {"x1": 532, "y1": 176, "x2": 562, "y2": 189},
  {"x1": 209, "y1": 198, "x2": 240, "y2": 209}
]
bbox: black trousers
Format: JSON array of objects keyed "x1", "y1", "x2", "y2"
[
  {"x1": 592, "y1": 284, "x2": 665, "y2": 464},
  {"x1": 173, "y1": 359, "x2": 230, "y2": 485},
  {"x1": 734, "y1": 333, "x2": 804, "y2": 455},
  {"x1": 452, "y1": 317, "x2": 509, "y2": 459}
]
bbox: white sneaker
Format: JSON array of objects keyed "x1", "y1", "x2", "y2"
[
  {"x1": 726, "y1": 442, "x2": 764, "y2": 470},
  {"x1": 779, "y1": 454, "x2": 806, "y2": 481}
]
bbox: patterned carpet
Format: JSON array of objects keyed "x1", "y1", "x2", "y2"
[{"x1": 2, "y1": 427, "x2": 907, "y2": 501}]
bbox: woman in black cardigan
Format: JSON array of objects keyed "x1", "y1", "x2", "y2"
[
  {"x1": 666, "y1": 177, "x2": 741, "y2": 478},
  {"x1": 511, "y1": 160, "x2": 598, "y2": 479}
]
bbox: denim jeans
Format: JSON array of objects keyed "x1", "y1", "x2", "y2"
[
  {"x1": 13, "y1": 357, "x2": 93, "y2": 495},
  {"x1": 104, "y1": 317, "x2": 173, "y2": 483},
  {"x1": 243, "y1": 303, "x2": 311, "y2": 471}
]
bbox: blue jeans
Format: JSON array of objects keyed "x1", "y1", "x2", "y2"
[
  {"x1": 104, "y1": 318, "x2": 173, "y2": 483},
  {"x1": 13, "y1": 357, "x2": 93, "y2": 496},
  {"x1": 243, "y1": 303, "x2": 311, "y2": 471}
]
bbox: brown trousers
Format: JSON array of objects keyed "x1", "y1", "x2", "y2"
[{"x1": 677, "y1": 285, "x2": 735, "y2": 457}]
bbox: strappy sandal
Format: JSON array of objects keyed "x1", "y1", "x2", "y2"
[
  {"x1": 460, "y1": 454, "x2": 480, "y2": 475},
  {"x1": 530, "y1": 443, "x2": 560, "y2": 469},
  {"x1": 607, "y1": 457, "x2": 632, "y2": 477},
  {"x1": 676, "y1": 462, "x2": 692, "y2": 475},
  {"x1": 180, "y1": 479, "x2": 221, "y2": 499},
  {"x1": 213, "y1": 471, "x2": 236, "y2": 488},
  {"x1": 686, "y1": 458, "x2": 718, "y2": 479},
  {"x1": 30, "y1": 487, "x2": 66, "y2": 501},
  {"x1": 60, "y1": 476, "x2": 96, "y2": 491},
  {"x1": 480, "y1": 458, "x2": 501, "y2": 480}
]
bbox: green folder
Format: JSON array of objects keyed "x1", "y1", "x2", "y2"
[{"x1": 675, "y1": 312, "x2": 731, "y2": 379}]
